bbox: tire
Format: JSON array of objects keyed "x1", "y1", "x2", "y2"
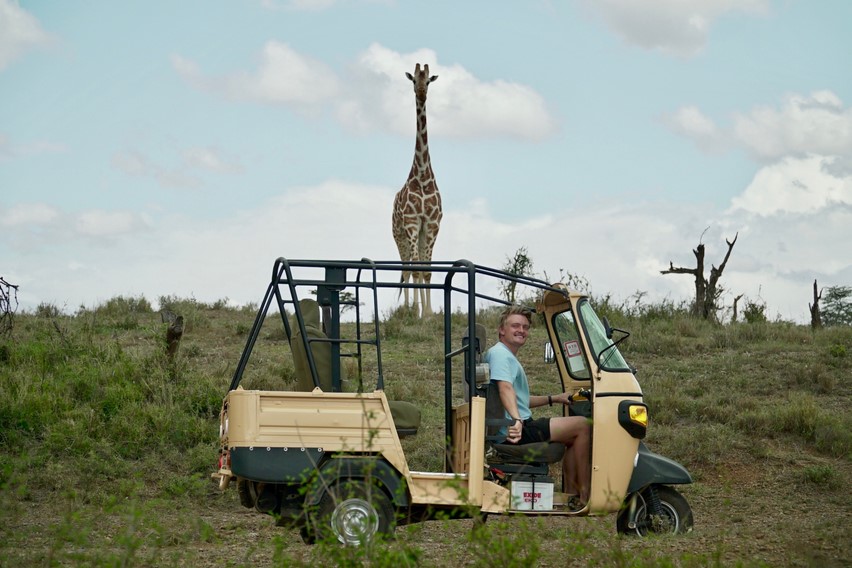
[
  {"x1": 617, "y1": 485, "x2": 693, "y2": 536},
  {"x1": 308, "y1": 479, "x2": 396, "y2": 546},
  {"x1": 237, "y1": 478, "x2": 254, "y2": 509},
  {"x1": 299, "y1": 525, "x2": 316, "y2": 545}
]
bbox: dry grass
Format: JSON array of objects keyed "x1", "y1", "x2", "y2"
[{"x1": 0, "y1": 297, "x2": 850, "y2": 566}]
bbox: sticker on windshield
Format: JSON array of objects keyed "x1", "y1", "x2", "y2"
[{"x1": 564, "y1": 340, "x2": 586, "y2": 373}]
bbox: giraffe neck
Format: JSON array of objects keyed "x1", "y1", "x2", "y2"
[{"x1": 409, "y1": 97, "x2": 433, "y2": 183}]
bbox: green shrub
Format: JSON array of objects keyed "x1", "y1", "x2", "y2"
[
  {"x1": 743, "y1": 298, "x2": 768, "y2": 323},
  {"x1": 36, "y1": 302, "x2": 62, "y2": 318},
  {"x1": 828, "y1": 343, "x2": 846, "y2": 358},
  {"x1": 467, "y1": 517, "x2": 540, "y2": 567},
  {"x1": 801, "y1": 465, "x2": 839, "y2": 488}
]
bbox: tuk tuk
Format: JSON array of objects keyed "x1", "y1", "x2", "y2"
[{"x1": 212, "y1": 257, "x2": 693, "y2": 544}]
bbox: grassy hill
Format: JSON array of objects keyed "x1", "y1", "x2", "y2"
[{"x1": 1, "y1": 296, "x2": 849, "y2": 566}]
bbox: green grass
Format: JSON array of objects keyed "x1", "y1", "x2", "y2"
[{"x1": 0, "y1": 297, "x2": 849, "y2": 566}]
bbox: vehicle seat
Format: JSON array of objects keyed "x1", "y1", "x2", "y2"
[
  {"x1": 291, "y1": 298, "x2": 337, "y2": 392},
  {"x1": 290, "y1": 298, "x2": 420, "y2": 437},
  {"x1": 388, "y1": 400, "x2": 420, "y2": 438},
  {"x1": 481, "y1": 381, "x2": 565, "y2": 474}
]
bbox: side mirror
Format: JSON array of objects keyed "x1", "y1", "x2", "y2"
[
  {"x1": 544, "y1": 342, "x2": 556, "y2": 364},
  {"x1": 602, "y1": 316, "x2": 613, "y2": 339}
]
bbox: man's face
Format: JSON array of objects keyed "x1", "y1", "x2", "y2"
[{"x1": 499, "y1": 314, "x2": 530, "y2": 352}]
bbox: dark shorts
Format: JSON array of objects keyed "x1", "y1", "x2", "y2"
[{"x1": 509, "y1": 417, "x2": 551, "y2": 445}]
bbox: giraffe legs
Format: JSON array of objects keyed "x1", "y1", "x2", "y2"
[
  {"x1": 395, "y1": 221, "x2": 439, "y2": 317},
  {"x1": 400, "y1": 271, "x2": 412, "y2": 310},
  {"x1": 419, "y1": 272, "x2": 432, "y2": 316},
  {"x1": 398, "y1": 265, "x2": 424, "y2": 316},
  {"x1": 418, "y1": 223, "x2": 439, "y2": 317}
]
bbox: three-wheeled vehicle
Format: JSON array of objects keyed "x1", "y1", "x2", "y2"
[{"x1": 212, "y1": 257, "x2": 694, "y2": 544}]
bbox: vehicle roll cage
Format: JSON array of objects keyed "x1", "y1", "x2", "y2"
[{"x1": 228, "y1": 257, "x2": 569, "y2": 462}]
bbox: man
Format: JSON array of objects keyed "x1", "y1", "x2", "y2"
[{"x1": 484, "y1": 305, "x2": 591, "y2": 505}]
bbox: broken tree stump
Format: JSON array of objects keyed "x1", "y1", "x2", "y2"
[{"x1": 166, "y1": 315, "x2": 184, "y2": 361}]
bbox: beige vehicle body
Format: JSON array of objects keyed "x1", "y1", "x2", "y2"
[{"x1": 213, "y1": 258, "x2": 692, "y2": 544}]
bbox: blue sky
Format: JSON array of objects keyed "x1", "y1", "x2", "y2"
[{"x1": 1, "y1": 0, "x2": 850, "y2": 322}]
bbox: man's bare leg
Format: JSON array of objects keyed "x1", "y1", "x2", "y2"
[
  {"x1": 550, "y1": 416, "x2": 591, "y2": 504},
  {"x1": 564, "y1": 450, "x2": 578, "y2": 496}
]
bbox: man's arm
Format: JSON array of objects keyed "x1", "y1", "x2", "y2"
[
  {"x1": 497, "y1": 380, "x2": 523, "y2": 443},
  {"x1": 530, "y1": 392, "x2": 572, "y2": 408}
]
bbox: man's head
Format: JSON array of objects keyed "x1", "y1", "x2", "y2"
[{"x1": 497, "y1": 306, "x2": 533, "y2": 354}]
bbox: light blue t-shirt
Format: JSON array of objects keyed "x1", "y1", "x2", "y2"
[{"x1": 484, "y1": 341, "x2": 531, "y2": 438}]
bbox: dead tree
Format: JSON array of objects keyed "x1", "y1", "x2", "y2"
[
  {"x1": 732, "y1": 293, "x2": 744, "y2": 323},
  {"x1": 165, "y1": 314, "x2": 184, "y2": 361},
  {"x1": 661, "y1": 232, "x2": 738, "y2": 321},
  {"x1": 1, "y1": 276, "x2": 19, "y2": 337},
  {"x1": 809, "y1": 279, "x2": 822, "y2": 329}
]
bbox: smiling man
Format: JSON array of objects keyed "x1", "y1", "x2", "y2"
[{"x1": 485, "y1": 305, "x2": 591, "y2": 505}]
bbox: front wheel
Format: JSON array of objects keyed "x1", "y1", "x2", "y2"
[
  {"x1": 305, "y1": 479, "x2": 396, "y2": 546},
  {"x1": 617, "y1": 485, "x2": 693, "y2": 536}
]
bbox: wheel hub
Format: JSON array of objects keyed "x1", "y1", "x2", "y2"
[{"x1": 330, "y1": 498, "x2": 379, "y2": 545}]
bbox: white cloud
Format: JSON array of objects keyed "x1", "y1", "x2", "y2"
[
  {"x1": 0, "y1": 202, "x2": 151, "y2": 255},
  {"x1": 722, "y1": 204, "x2": 852, "y2": 319},
  {"x1": 172, "y1": 41, "x2": 340, "y2": 107},
  {"x1": 111, "y1": 150, "x2": 202, "y2": 189},
  {"x1": 173, "y1": 42, "x2": 556, "y2": 140},
  {"x1": 578, "y1": 0, "x2": 768, "y2": 56},
  {"x1": 663, "y1": 90, "x2": 852, "y2": 178},
  {"x1": 664, "y1": 92, "x2": 852, "y2": 219},
  {"x1": 74, "y1": 210, "x2": 150, "y2": 237},
  {"x1": 0, "y1": 0, "x2": 52, "y2": 70},
  {"x1": 182, "y1": 147, "x2": 244, "y2": 174},
  {"x1": 0, "y1": 132, "x2": 66, "y2": 159},
  {"x1": 9, "y1": 178, "x2": 847, "y2": 323},
  {"x1": 112, "y1": 151, "x2": 148, "y2": 176},
  {"x1": 339, "y1": 43, "x2": 556, "y2": 140},
  {"x1": 259, "y1": 0, "x2": 394, "y2": 12},
  {"x1": 1, "y1": 202, "x2": 60, "y2": 226},
  {"x1": 729, "y1": 155, "x2": 852, "y2": 217},
  {"x1": 261, "y1": 0, "x2": 338, "y2": 11},
  {"x1": 733, "y1": 91, "x2": 852, "y2": 163},
  {"x1": 662, "y1": 105, "x2": 725, "y2": 153}
]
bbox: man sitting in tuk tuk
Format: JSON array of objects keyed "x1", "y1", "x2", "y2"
[{"x1": 485, "y1": 306, "x2": 591, "y2": 505}]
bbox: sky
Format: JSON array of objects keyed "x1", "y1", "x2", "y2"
[{"x1": 1, "y1": 0, "x2": 850, "y2": 323}]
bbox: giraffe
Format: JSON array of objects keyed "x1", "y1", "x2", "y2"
[{"x1": 392, "y1": 63, "x2": 443, "y2": 317}]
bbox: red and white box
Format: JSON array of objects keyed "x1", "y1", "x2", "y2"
[{"x1": 511, "y1": 476, "x2": 554, "y2": 511}]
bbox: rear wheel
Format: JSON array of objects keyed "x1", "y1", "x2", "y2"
[
  {"x1": 617, "y1": 485, "x2": 693, "y2": 536},
  {"x1": 307, "y1": 479, "x2": 396, "y2": 545}
]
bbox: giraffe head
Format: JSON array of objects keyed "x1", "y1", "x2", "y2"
[{"x1": 406, "y1": 63, "x2": 438, "y2": 103}]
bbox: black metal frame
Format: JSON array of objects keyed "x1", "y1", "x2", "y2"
[{"x1": 227, "y1": 257, "x2": 569, "y2": 471}]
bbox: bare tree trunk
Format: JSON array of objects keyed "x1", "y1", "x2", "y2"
[
  {"x1": 809, "y1": 279, "x2": 822, "y2": 329},
  {"x1": 661, "y1": 232, "x2": 738, "y2": 321},
  {"x1": 732, "y1": 293, "x2": 744, "y2": 323},
  {"x1": 166, "y1": 315, "x2": 184, "y2": 361},
  {"x1": 705, "y1": 234, "x2": 738, "y2": 319},
  {"x1": 0, "y1": 276, "x2": 19, "y2": 337}
]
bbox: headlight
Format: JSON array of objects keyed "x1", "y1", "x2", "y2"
[
  {"x1": 628, "y1": 405, "x2": 647, "y2": 427},
  {"x1": 618, "y1": 401, "x2": 648, "y2": 439}
]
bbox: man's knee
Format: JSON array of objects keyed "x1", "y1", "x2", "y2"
[{"x1": 550, "y1": 416, "x2": 588, "y2": 442}]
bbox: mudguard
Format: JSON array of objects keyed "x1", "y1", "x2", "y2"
[
  {"x1": 627, "y1": 442, "x2": 692, "y2": 493},
  {"x1": 304, "y1": 456, "x2": 408, "y2": 507}
]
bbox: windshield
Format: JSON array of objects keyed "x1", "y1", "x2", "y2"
[
  {"x1": 552, "y1": 309, "x2": 591, "y2": 380},
  {"x1": 578, "y1": 300, "x2": 631, "y2": 372}
]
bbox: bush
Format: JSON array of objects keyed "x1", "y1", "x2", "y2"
[
  {"x1": 822, "y1": 286, "x2": 852, "y2": 326},
  {"x1": 742, "y1": 298, "x2": 768, "y2": 324}
]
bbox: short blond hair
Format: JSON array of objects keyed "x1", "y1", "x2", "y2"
[{"x1": 498, "y1": 305, "x2": 533, "y2": 329}]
